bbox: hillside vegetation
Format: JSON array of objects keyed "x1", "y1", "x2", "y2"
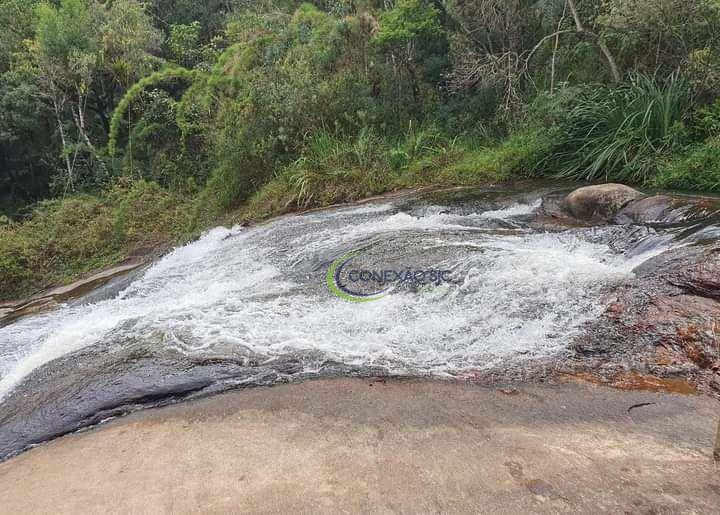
[{"x1": 2, "y1": 0, "x2": 720, "y2": 299}]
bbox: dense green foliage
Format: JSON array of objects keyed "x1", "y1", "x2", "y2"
[
  {"x1": 2, "y1": 0, "x2": 720, "y2": 299},
  {"x1": 0, "y1": 180, "x2": 192, "y2": 298},
  {"x1": 546, "y1": 73, "x2": 692, "y2": 182},
  {"x1": 654, "y1": 136, "x2": 720, "y2": 191}
]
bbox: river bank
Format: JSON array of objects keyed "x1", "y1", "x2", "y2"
[
  {"x1": 0, "y1": 377, "x2": 718, "y2": 513},
  {"x1": 0, "y1": 185, "x2": 449, "y2": 324}
]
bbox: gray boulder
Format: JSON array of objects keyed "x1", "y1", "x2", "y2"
[{"x1": 563, "y1": 184, "x2": 645, "y2": 221}]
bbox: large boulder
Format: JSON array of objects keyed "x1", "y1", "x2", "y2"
[{"x1": 563, "y1": 184, "x2": 644, "y2": 222}]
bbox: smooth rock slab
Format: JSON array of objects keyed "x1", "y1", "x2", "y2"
[
  {"x1": 0, "y1": 378, "x2": 719, "y2": 514},
  {"x1": 614, "y1": 195, "x2": 682, "y2": 224}
]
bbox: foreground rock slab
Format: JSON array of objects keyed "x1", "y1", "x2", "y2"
[{"x1": 0, "y1": 378, "x2": 718, "y2": 514}]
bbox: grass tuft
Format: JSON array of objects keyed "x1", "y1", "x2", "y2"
[{"x1": 547, "y1": 73, "x2": 691, "y2": 182}]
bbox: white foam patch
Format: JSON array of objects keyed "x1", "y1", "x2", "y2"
[
  {"x1": 0, "y1": 199, "x2": 669, "y2": 399},
  {"x1": 478, "y1": 198, "x2": 542, "y2": 219}
]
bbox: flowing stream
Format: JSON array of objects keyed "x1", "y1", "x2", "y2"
[{"x1": 0, "y1": 186, "x2": 691, "y2": 458}]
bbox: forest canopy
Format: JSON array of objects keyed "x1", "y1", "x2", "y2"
[{"x1": 1, "y1": 0, "x2": 720, "y2": 298}]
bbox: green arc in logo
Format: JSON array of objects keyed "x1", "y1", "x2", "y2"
[{"x1": 326, "y1": 252, "x2": 389, "y2": 303}]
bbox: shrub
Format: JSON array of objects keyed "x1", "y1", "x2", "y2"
[
  {"x1": 547, "y1": 72, "x2": 692, "y2": 183},
  {"x1": 653, "y1": 136, "x2": 720, "y2": 192},
  {"x1": 0, "y1": 179, "x2": 193, "y2": 300},
  {"x1": 691, "y1": 97, "x2": 720, "y2": 139}
]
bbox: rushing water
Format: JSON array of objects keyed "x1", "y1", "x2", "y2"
[{"x1": 0, "y1": 186, "x2": 686, "y2": 458}]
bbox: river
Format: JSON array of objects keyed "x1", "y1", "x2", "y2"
[{"x1": 0, "y1": 184, "x2": 708, "y2": 459}]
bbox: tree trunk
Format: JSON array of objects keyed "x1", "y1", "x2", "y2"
[
  {"x1": 566, "y1": 0, "x2": 622, "y2": 83},
  {"x1": 50, "y1": 88, "x2": 76, "y2": 194},
  {"x1": 550, "y1": 2, "x2": 568, "y2": 93},
  {"x1": 73, "y1": 85, "x2": 108, "y2": 177}
]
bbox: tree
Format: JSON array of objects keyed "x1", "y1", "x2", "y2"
[
  {"x1": 101, "y1": 0, "x2": 163, "y2": 88},
  {"x1": 566, "y1": 0, "x2": 621, "y2": 82},
  {"x1": 168, "y1": 21, "x2": 202, "y2": 68},
  {"x1": 147, "y1": 0, "x2": 240, "y2": 39},
  {"x1": 0, "y1": 0, "x2": 37, "y2": 73},
  {"x1": 32, "y1": 0, "x2": 162, "y2": 192},
  {"x1": 444, "y1": 0, "x2": 544, "y2": 109},
  {"x1": 373, "y1": 0, "x2": 449, "y2": 103},
  {"x1": 597, "y1": 0, "x2": 720, "y2": 101},
  {"x1": 0, "y1": 0, "x2": 53, "y2": 205},
  {"x1": 35, "y1": 0, "x2": 102, "y2": 191},
  {"x1": 98, "y1": 0, "x2": 163, "y2": 155},
  {"x1": 0, "y1": 53, "x2": 54, "y2": 205},
  {"x1": 598, "y1": 0, "x2": 720, "y2": 70},
  {"x1": 525, "y1": 0, "x2": 621, "y2": 84}
]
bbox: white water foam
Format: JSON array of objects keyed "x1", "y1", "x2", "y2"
[
  {"x1": 478, "y1": 198, "x2": 543, "y2": 219},
  {"x1": 0, "y1": 198, "x2": 668, "y2": 398}
]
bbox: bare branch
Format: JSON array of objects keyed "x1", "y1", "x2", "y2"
[
  {"x1": 566, "y1": 0, "x2": 621, "y2": 82},
  {"x1": 525, "y1": 30, "x2": 574, "y2": 68},
  {"x1": 551, "y1": 2, "x2": 568, "y2": 93}
]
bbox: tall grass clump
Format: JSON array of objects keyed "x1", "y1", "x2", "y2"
[
  {"x1": 387, "y1": 122, "x2": 451, "y2": 171},
  {"x1": 548, "y1": 72, "x2": 692, "y2": 182},
  {"x1": 284, "y1": 129, "x2": 390, "y2": 207}
]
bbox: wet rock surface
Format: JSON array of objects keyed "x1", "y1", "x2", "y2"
[
  {"x1": 666, "y1": 249, "x2": 720, "y2": 300},
  {"x1": 614, "y1": 195, "x2": 683, "y2": 224},
  {"x1": 0, "y1": 341, "x2": 380, "y2": 460},
  {"x1": 565, "y1": 187, "x2": 720, "y2": 397},
  {"x1": 615, "y1": 194, "x2": 720, "y2": 227},
  {"x1": 0, "y1": 182, "x2": 719, "y2": 461}
]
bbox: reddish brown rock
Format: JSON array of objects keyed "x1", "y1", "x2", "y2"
[
  {"x1": 573, "y1": 239, "x2": 720, "y2": 397},
  {"x1": 668, "y1": 250, "x2": 720, "y2": 300},
  {"x1": 644, "y1": 295, "x2": 720, "y2": 361}
]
